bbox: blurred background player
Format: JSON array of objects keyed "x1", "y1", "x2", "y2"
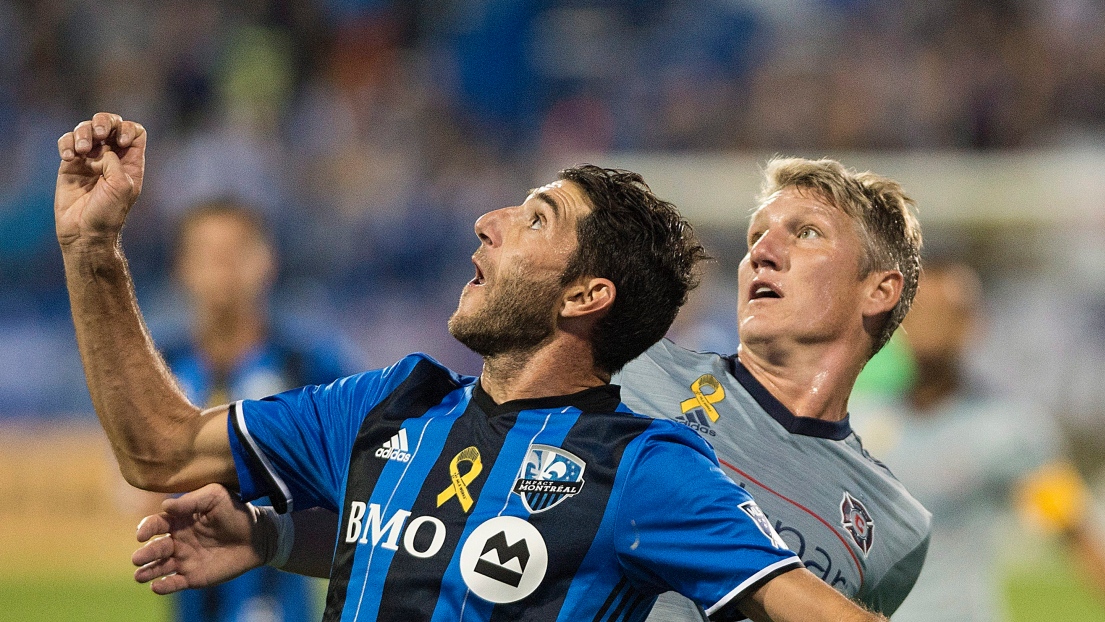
[
  {"x1": 160, "y1": 200, "x2": 352, "y2": 622},
  {"x1": 850, "y1": 259, "x2": 1105, "y2": 621}
]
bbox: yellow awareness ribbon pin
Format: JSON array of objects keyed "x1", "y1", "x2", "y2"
[
  {"x1": 436, "y1": 446, "x2": 483, "y2": 512},
  {"x1": 679, "y1": 374, "x2": 725, "y2": 422}
]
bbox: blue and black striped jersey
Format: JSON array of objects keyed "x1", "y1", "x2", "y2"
[{"x1": 228, "y1": 353, "x2": 802, "y2": 621}]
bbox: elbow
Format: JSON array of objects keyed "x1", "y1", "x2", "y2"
[
  {"x1": 113, "y1": 448, "x2": 194, "y2": 493},
  {"x1": 104, "y1": 404, "x2": 221, "y2": 492},
  {"x1": 116, "y1": 458, "x2": 175, "y2": 492}
]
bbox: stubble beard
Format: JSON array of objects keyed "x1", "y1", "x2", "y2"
[{"x1": 448, "y1": 270, "x2": 563, "y2": 358}]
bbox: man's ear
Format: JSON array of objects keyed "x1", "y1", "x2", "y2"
[
  {"x1": 863, "y1": 269, "x2": 904, "y2": 318},
  {"x1": 561, "y1": 277, "x2": 615, "y2": 319}
]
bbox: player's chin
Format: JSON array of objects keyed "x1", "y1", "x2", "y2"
[
  {"x1": 735, "y1": 317, "x2": 785, "y2": 344},
  {"x1": 452, "y1": 290, "x2": 483, "y2": 319}
]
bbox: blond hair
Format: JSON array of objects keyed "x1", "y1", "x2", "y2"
[{"x1": 759, "y1": 157, "x2": 922, "y2": 357}]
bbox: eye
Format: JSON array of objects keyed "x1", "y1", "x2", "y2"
[
  {"x1": 797, "y1": 226, "x2": 820, "y2": 240},
  {"x1": 748, "y1": 230, "x2": 763, "y2": 246},
  {"x1": 530, "y1": 213, "x2": 544, "y2": 230}
]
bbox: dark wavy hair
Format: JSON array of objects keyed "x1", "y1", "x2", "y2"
[{"x1": 558, "y1": 165, "x2": 707, "y2": 375}]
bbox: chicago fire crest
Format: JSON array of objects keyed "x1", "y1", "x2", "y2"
[{"x1": 840, "y1": 491, "x2": 875, "y2": 556}]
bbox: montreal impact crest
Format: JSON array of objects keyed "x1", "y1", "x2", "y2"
[{"x1": 512, "y1": 444, "x2": 586, "y2": 514}]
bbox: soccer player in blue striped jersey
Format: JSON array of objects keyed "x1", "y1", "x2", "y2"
[
  {"x1": 57, "y1": 112, "x2": 889, "y2": 621},
  {"x1": 135, "y1": 158, "x2": 932, "y2": 620}
]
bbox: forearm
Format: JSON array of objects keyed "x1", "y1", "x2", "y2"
[
  {"x1": 740, "y1": 567, "x2": 887, "y2": 622},
  {"x1": 62, "y1": 239, "x2": 214, "y2": 490},
  {"x1": 284, "y1": 508, "x2": 339, "y2": 578},
  {"x1": 259, "y1": 507, "x2": 338, "y2": 579}
]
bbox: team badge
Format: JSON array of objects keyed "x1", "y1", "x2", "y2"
[
  {"x1": 739, "y1": 500, "x2": 789, "y2": 550},
  {"x1": 512, "y1": 444, "x2": 586, "y2": 514},
  {"x1": 676, "y1": 374, "x2": 725, "y2": 436},
  {"x1": 840, "y1": 491, "x2": 875, "y2": 556},
  {"x1": 459, "y1": 516, "x2": 548, "y2": 603}
]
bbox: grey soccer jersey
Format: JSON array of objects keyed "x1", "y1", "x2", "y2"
[{"x1": 613, "y1": 340, "x2": 931, "y2": 619}]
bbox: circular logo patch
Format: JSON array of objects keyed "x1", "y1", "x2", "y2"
[{"x1": 459, "y1": 516, "x2": 548, "y2": 603}]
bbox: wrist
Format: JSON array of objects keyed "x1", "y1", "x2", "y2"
[
  {"x1": 60, "y1": 236, "x2": 125, "y2": 271},
  {"x1": 254, "y1": 505, "x2": 295, "y2": 568},
  {"x1": 60, "y1": 237, "x2": 131, "y2": 282},
  {"x1": 59, "y1": 233, "x2": 122, "y2": 257}
]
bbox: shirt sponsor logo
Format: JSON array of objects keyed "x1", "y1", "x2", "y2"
[
  {"x1": 374, "y1": 429, "x2": 412, "y2": 463},
  {"x1": 344, "y1": 501, "x2": 447, "y2": 559},
  {"x1": 739, "y1": 500, "x2": 789, "y2": 550},
  {"x1": 676, "y1": 374, "x2": 725, "y2": 436},
  {"x1": 459, "y1": 516, "x2": 548, "y2": 603},
  {"x1": 734, "y1": 476, "x2": 856, "y2": 591},
  {"x1": 342, "y1": 501, "x2": 551, "y2": 598},
  {"x1": 771, "y1": 517, "x2": 852, "y2": 591},
  {"x1": 840, "y1": 491, "x2": 875, "y2": 557},
  {"x1": 512, "y1": 444, "x2": 585, "y2": 514}
]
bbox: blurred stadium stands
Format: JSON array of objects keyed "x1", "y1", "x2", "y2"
[
  {"x1": 4, "y1": 0, "x2": 1105, "y2": 421},
  {"x1": 4, "y1": 0, "x2": 1105, "y2": 473}
]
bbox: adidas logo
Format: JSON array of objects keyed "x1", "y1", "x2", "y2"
[
  {"x1": 676, "y1": 408, "x2": 717, "y2": 437},
  {"x1": 375, "y1": 429, "x2": 413, "y2": 463}
]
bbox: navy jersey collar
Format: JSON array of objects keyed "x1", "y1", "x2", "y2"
[
  {"x1": 726, "y1": 356, "x2": 853, "y2": 440},
  {"x1": 473, "y1": 381, "x2": 622, "y2": 417}
]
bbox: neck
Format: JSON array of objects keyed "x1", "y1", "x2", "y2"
[
  {"x1": 478, "y1": 332, "x2": 608, "y2": 404},
  {"x1": 736, "y1": 338, "x2": 866, "y2": 422},
  {"x1": 193, "y1": 305, "x2": 267, "y2": 376}
]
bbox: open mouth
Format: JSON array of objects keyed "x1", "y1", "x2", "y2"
[
  {"x1": 750, "y1": 283, "x2": 781, "y2": 300},
  {"x1": 470, "y1": 259, "x2": 486, "y2": 286}
]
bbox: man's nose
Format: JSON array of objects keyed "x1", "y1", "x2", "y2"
[
  {"x1": 473, "y1": 207, "x2": 508, "y2": 247},
  {"x1": 748, "y1": 229, "x2": 786, "y2": 271}
]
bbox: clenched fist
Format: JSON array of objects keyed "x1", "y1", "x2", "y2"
[{"x1": 55, "y1": 112, "x2": 146, "y2": 249}]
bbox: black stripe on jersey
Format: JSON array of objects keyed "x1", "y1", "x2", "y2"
[
  {"x1": 375, "y1": 397, "x2": 513, "y2": 620},
  {"x1": 490, "y1": 410, "x2": 654, "y2": 622},
  {"x1": 616, "y1": 591, "x2": 652, "y2": 621},
  {"x1": 323, "y1": 360, "x2": 462, "y2": 622},
  {"x1": 592, "y1": 577, "x2": 628, "y2": 621},
  {"x1": 585, "y1": 576, "x2": 652, "y2": 622}
]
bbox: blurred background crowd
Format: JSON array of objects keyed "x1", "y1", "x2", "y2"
[
  {"x1": 5, "y1": 0, "x2": 1105, "y2": 415},
  {"x1": 3, "y1": 0, "x2": 1105, "y2": 619}
]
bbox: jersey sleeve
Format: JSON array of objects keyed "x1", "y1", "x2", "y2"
[
  {"x1": 613, "y1": 423, "x2": 804, "y2": 621},
  {"x1": 227, "y1": 354, "x2": 436, "y2": 513},
  {"x1": 862, "y1": 529, "x2": 929, "y2": 615}
]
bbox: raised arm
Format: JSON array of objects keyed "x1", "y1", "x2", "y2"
[
  {"x1": 56, "y1": 112, "x2": 234, "y2": 491},
  {"x1": 738, "y1": 567, "x2": 888, "y2": 622}
]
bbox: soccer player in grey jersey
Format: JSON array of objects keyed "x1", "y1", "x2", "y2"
[
  {"x1": 618, "y1": 157, "x2": 930, "y2": 621},
  {"x1": 127, "y1": 157, "x2": 929, "y2": 619},
  {"x1": 619, "y1": 342, "x2": 929, "y2": 620}
]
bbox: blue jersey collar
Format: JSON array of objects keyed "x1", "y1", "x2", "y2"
[
  {"x1": 473, "y1": 381, "x2": 622, "y2": 417},
  {"x1": 726, "y1": 356, "x2": 853, "y2": 440}
]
